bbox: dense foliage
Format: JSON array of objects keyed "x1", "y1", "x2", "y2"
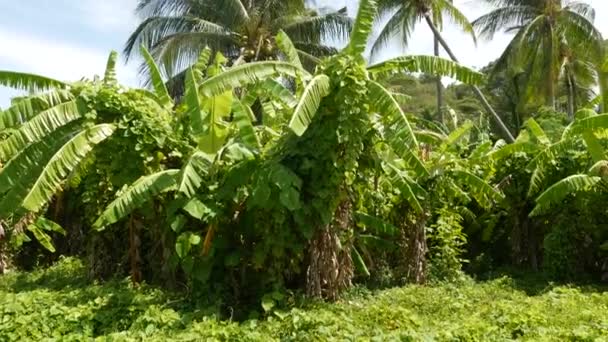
[
  {"x1": 2, "y1": 0, "x2": 608, "y2": 338},
  {"x1": 2, "y1": 257, "x2": 608, "y2": 341}
]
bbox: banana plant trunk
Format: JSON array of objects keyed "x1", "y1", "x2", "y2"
[
  {"x1": 306, "y1": 200, "x2": 354, "y2": 300},
  {"x1": 435, "y1": 36, "x2": 444, "y2": 124},
  {"x1": 401, "y1": 213, "x2": 428, "y2": 284},
  {"x1": 423, "y1": 14, "x2": 515, "y2": 143}
]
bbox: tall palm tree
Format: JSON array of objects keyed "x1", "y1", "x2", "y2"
[
  {"x1": 372, "y1": 0, "x2": 516, "y2": 142},
  {"x1": 124, "y1": 0, "x2": 352, "y2": 80},
  {"x1": 473, "y1": 0, "x2": 602, "y2": 111}
]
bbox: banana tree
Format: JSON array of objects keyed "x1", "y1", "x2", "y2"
[
  {"x1": 529, "y1": 111, "x2": 608, "y2": 216},
  {"x1": 371, "y1": 120, "x2": 503, "y2": 283},
  {"x1": 264, "y1": 0, "x2": 484, "y2": 298},
  {"x1": 0, "y1": 48, "x2": 182, "y2": 255}
]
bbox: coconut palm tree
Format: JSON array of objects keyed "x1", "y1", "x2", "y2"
[
  {"x1": 124, "y1": 0, "x2": 352, "y2": 81},
  {"x1": 473, "y1": 0, "x2": 602, "y2": 111},
  {"x1": 372, "y1": 0, "x2": 515, "y2": 142}
]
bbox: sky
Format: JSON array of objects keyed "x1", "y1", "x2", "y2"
[{"x1": 1, "y1": 0, "x2": 608, "y2": 107}]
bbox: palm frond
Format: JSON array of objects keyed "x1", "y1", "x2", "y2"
[
  {"x1": 279, "y1": 10, "x2": 352, "y2": 44},
  {"x1": 95, "y1": 169, "x2": 180, "y2": 229},
  {"x1": 472, "y1": 5, "x2": 537, "y2": 40},
  {"x1": 439, "y1": 0, "x2": 477, "y2": 44},
  {"x1": 124, "y1": 15, "x2": 227, "y2": 61},
  {"x1": 288, "y1": 74, "x2": 331, "y2": 136}
]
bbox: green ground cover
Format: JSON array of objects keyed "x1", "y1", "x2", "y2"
[{"x1": 1, "y1": 258, "x2": 607, "y2": 341}]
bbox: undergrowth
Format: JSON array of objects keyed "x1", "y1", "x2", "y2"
[{"x1": 1, "y1": 257, "x2": 608, "y2": 341}]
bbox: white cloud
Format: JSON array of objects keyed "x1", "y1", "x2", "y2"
[
  {"x1": 0, "y1": 28, "x2": 137, "y2": 84},
  {"x1": 0, "y1": 28, "x2": 139, "y2": 107},
  {"x1": 73, "y1": 0, "x2": 139, "y2": 33}
]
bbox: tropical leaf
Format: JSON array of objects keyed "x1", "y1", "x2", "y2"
[
  {"x1": 564, "y1": 114, "x2": 608, "y2": 137},
  {"x1": 346, "y1": 0, "x2": 377, "y2": 56},
  {"x1": 232, "y1": 98, "x2": 260, "y2": 148},
  {"x1": 383, "y1": 162, "x2": 426, "y2": 214},
  {"x1": 192, "y1": 47, "x2": 213, "y2": 84},
  {"x1": 0, "y1": 89, "x2": 73, "y2": 130},
  {"x1": 185, "y1": 67, "x2": 206, "y2": 137},
  {"x1": 34, "y1": 217, "x2": 66, "y2": 235},
  {"x1": 140, "y1": 45, "x2": 173, "y2": 109},
  {"x1": 489, "y1": 141, "x2": 537, "y2": 160},
  {"x1": 0, "y1": 123, "x2": 80, "y2": 195},
  {"x1": 0, "y1": 100, "x2": 85, "y2": 161},
  {"x1": 400, "y1": 148, "x2": 430, "y2": 178},
  {"x1": 531, "y1": 175, "x2": 601, "y2": 216},
  {"x1": 0, "y1": 124, "x2": 80, "y2": 218},
  {"x1": 582, "y1": 131, "x2": 605, "y2": 163},
  {"x1": 199, "y1": 62, "x2": 308, "y2": 98},
  {"x1": 21, "y1": 124, "x2": 116, "y2": 213},
  {"x1": 199, "y1": 91, "x2": 231, "y2": 154},
  {"x1": 451, "y1": 170, "x2": 503, "y2": 208},
  {"x1": 368, "y1": 80, "x2": 418, "y2": 152},
  {"x1": 276, "y1": 30, "x2": 303, "y2": 69},
  {"x1": 257, "y1": 79, "x2": 297, "y2": 107},
  {"x1": 0, "y1": 70, "x2": 68, "y2": 92},
  {"x1": 524, "y1": 118, "x2": 550, "y2": 145},
  {"x1": 355, "y1": 211, "x2": 399, "y2": 236},
  {"x1": 95, "y1": 169, "x2": 180, "y2": 229},
  {"x1": 103, "y1": 51, "x2": 119, "y2": 86},
  {"x1": 527, "y1": 139, "x2": 577, "y2": 197},
  {"x1": 288, "y1": 74, "x2": 331, "y2": 136},
  {"x1": 27, "y1": 223, "x2": 56, "y2": 253},
  {"x1": 441, "y1": 120, "x2": 474, "y2": 149},
  {"x1": 589, "y1": 160, "x2": 608, "y2": 177},
  {"x1": 177, "y1": 151, "x2": 211, "y2": 198},
  {"x1": 352, "y1": 247, "x2": 370, "y2": 277},
  {"x1": 368, "y1": 55, "x2": 484, "y2": 85}
]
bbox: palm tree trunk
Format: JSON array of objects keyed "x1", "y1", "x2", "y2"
[
  {"x1": 566, "y1": 69, "x2": 575, "y2": 120},
  {"x1": 423, "y1": 14, "x2": 515, "y2": 143},
  {"x1": 546, "y1": 32, "x2": 556, "y2": 109},
  {"x1": 434, "y1": 36, "x2": 444, "y2": 124}
]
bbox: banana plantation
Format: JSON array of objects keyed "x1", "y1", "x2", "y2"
[{"x1": 2, "y1": 0, "x2": 608, "y2": 339}]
